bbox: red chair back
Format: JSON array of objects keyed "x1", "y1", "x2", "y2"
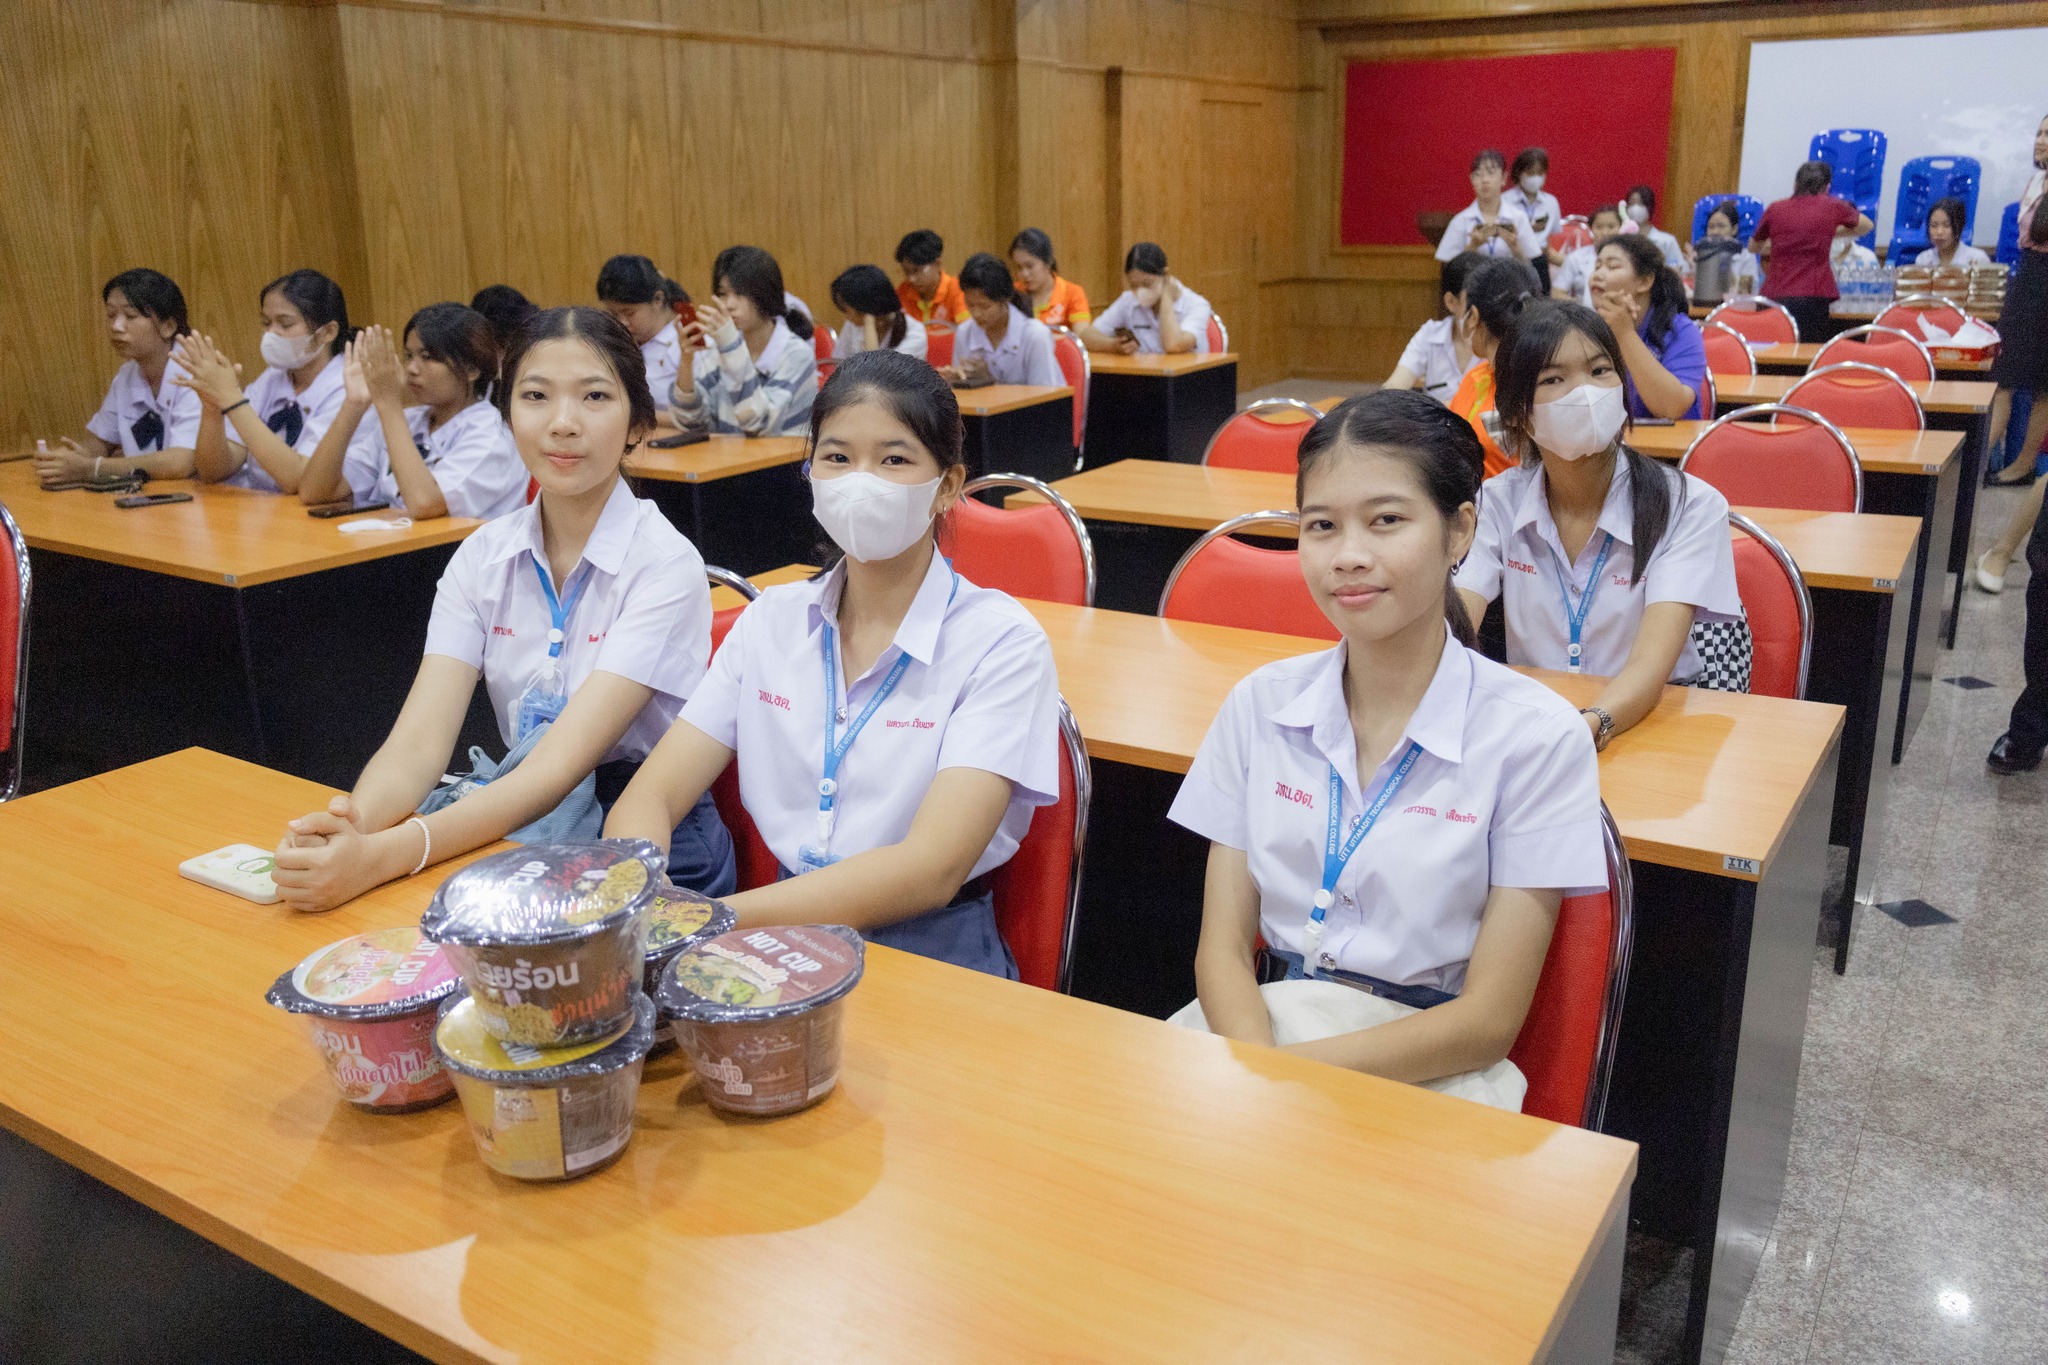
[
  {"x1": 1205, "y1": 314, "x2": 1228, "y2": 354},
  {"x1": 1877, "y1": 296, "x2": 1968, "y2": 337},
  {"x1": 1051, "y1": 327, "x2": 1090, "y2": 455},
  {"x1": 1508, "y1": 805, "x2": 1632, "y2": 1128},
  {"x1": 1813, "y1": 325, "x2": 1934, "y2": 382},
  {"x1": 1706, "y1": 299, "x2": 1800, "y2": 344},
  {"x1": 1785, "y1": 362, "x2": 1925, "y2": 431},
  {"x1": 941, "y1": 476, "x2": 1095, "y2": 606},
  {"x1": 925, "y1": 324, "x2": 954, "y2": 369},
  {"x1": 705, "y1": 567, "x2": 781, "y2": 892},
  {"x1": 1158, "y1": 513, "x2": 1338, "y2": 640},
  {"x1": 989, "y1": 699, "x2": 1089, "y2": 991},
  {"x1": 0, "y1": 501, "x2": 28, "y2": 802},
  {"x1": 813, "y1": 326, "x2": 835, "y2": 363},
  {"x1": 1701, "y1": 320, "x2": 1757, "y2": 377},
  {"x1": 1549, "y1": 215, "x2": 1593, "y2": 253},
  {"x1": 1201, "y1": 399, "x2": 1321, "y2": 474},
  {"x1": 1679, "y1": 404, "x2": 1864, "y2": 513},
  {"x1": 1729, "y1": 513, "x2": 1812, "y2": 700}
]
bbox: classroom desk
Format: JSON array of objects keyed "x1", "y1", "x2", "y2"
[
  {"x1": 1750, "y1": 341, "x2": 1995, "y2": 377},
  {"x1": 0, "y1": 749, "x2": 1635, "y2": 1365},
  {"x1": 1011, "y1": 597, "x2": 1839, "y2": 1365},
  {"x1": 1632, "y1": 421, "x2": 1961, "y2": 766},
  {"x1": 624, "y1": 434, "x2": 810, "y2": 575},
  {"x1": 1080, "y1": 351, "x2": 1238, "y2": 466},
  {"x1": 0, "y1": 462, "x2": 480, "y2": 789},
  {"x1": 953, "y1": 384, "x2": 1075, "y2": 484}
]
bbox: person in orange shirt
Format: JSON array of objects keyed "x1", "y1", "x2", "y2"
[
  {"x1": 1445, "y1": 257, "x2": 1539, "y2": 479},
  {"x1": 1010, "y1": 228, "x2": 1091, "y2": 330},
  {"x1": 895, "y1": 229, "x2": 969, "y2": 325}
]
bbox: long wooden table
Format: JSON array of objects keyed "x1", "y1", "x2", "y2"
[
  {"x1": 623, "y1": 434, "x2": 810, "y2": 576},
  {"x1": 0, "y1": 461, "x2": 481, "y2": 789},
  {"x1": 0, "y1": 749, "x2": 1635, "y2": 1364},
  {"x1": 953, "y1": 383, "x2": 1076, "y2": 484},
  {"x1": 1081, "y1": 351, "x2": 1238, "y2": 466},
  {"x1": 1750, "y1": 341, "x2": 1994, "y2": 377}
]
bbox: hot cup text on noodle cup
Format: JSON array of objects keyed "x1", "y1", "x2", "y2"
[{"x1": 265, "y1": 926, "x2": 462, "y2": 1113}]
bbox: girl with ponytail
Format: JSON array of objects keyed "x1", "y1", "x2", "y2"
[{"x1": 1446, "y1": 256, "x2": 1540, "y2": 477}]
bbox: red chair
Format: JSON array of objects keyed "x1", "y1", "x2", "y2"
[
  {"x1": 0, "y1": 500, "x2": 30, "y2": 803},
  {"x1": 1678, "y1": 403, "x2": 1863, "y2": 512},
  {"x1": 1706, "y1": 298, "x2": 1801, "y2": 344},
  {"x1": 1205, "y1": 313, "x2": 1229, "y2": 354},
  {"x1": 1507, "y1": 803, "x2": 1634, "y2": 1129},
  {"x1": 1051, "y1": 327, "x2": 1090, "y2": 464},
  {"x1": 704, "y1": 567, "x2": 782, "y2": 893},
  {"x1": 1813, "y1": 324, "x2": 1934, "y2": 382},
  {"x1": 812, "y1": 325, "x2": 834, "y2": 364},
  {"x1": 1697, "y1": 368, "x2": 1717, "y2": 418},
  {"x1": 1876, "y1": 294, "x2": 1968, "y2": 338},
  {"x1": 1785, "y1": 361, "x2": 1925, "y2": 431},
  {"x1": 1701, "y1": 319, "x2": 1757, "y2": 377},
  {"x1": 1549, "y1": 214, "x2": 1593, "y2": 254},
  {"x1": 1158, "y1": 512, "x2": 1338, "y2": 640},
  {"x1": 940, "y1": 475, "x2": 1096, "y2": 606},
  {"x1": 925, "y1": 324, "x2": 955, "y2": 370},
  {"x1": 1200, "y1": 398, "x2": 1322, "y2": 473},
  {"x1": 989, "y1": 697, "x2": 1091, "y2": 991},
  {"x1": 1728, "y1": 512, "x2": 1814, "y2": 700}
]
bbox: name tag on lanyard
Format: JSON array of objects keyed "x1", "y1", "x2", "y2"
[
  {"x1": 1300, "y1": 741, "x2": 1423, "y2": 977},
  {"x1": 513, "y1": 557, "x2": 592, "y2": 740},
  {"x1": 1552, "y1": 532, "x2": 1614, "y2": 674}
]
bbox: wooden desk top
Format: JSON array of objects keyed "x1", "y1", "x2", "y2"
[
  {"x1": 1715, "y1": 373, "x2": 1994, "y2": 415},
  {"x1": 952, "y1": 383, "x2": 1072, "y2": 416},
  {"x1": 1087, "y1": 351, "x2": 1238, "y2": 377},
  {"x1": 1751, "y1": 342, "x2": 1995, "y2": 375},
  {"x1": 0, "y1": 462, "x2": 479, "y2": 588},
  {"x1": 1728, "y1": 506, "x2": 1921, "y2": 592},
  {"x1": 1628, "y1": 421, "x2": 1963, "y2": 476},
  {"x1": 0, "y1": 750, "x2": 1636, "y2": 1364},
  {"x1": 708, "y1": 562, "x2": 816, "y2": 612},
  {"x1": 623, "y1": 434, "x2": 806, "y2": 484}
]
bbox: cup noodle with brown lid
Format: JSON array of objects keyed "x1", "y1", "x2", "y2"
[
  {"x1": 265, "y1": 927, "x2": 462, "y2": 1113},
  {"x1": 422, "y1": 840, "x2": 661, "y2": 1049}
]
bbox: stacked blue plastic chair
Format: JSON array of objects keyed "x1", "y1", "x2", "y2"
[
  {"x1": 1997, "y1": 200, "x2": 2022, "y2": 266},
  {"x1": 1889, "y1": 155, "x2": 1981, "y2": 263},
  {"x1": 1689, "y1": 194, "x2": 1764, "y2": 245},
  {"x1": 1809, "y1": 128, "x2": 1887, "y2": 248}
]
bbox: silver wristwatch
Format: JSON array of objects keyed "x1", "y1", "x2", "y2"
[{"x1": 1580, "y1": 706, "x2": 1615, "y2": 752}]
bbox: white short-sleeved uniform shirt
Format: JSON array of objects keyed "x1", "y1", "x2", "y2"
[
  {"x1": 951, "y1": 306, "x2": 1063, "y2": 386},
  {"x1": 424, "y1": 477, "x2": 711, "y2": 764},
  {"x1": 641, "y1": 321, "x2": 683, "y2": 410},
  {"x1": 1093, "y1": 286, "x2": 1217, "y2": 355},
  {"x1": 221, "y1": 357, "x2": 348, "y2": 492},
  {"x1": 87, "y1": 358, "x2": 204, "y2": 456},
  {"x1": 1639, "y1": 225, "x2": 1685, "y2": 272},
  {"x1": 1508, "y1": 186, "x2": 1563, "y2": 242},
  {"x1": 1915, "y1": 245, "x2": 1992, "y2": 269},
  {"x1": 1554, "y1": 244, "x2": 1598, "y2": 306},
  {"x1": 339, "y1": 399, "x2": 527, "y2": 520},
  {"x1": 833, "y1": 315, "x2": 929, "y2": 362},
  {"x1": 1169, "y1": 632, "x2": 1605, "y2": 993},
  {"x1": 682, "y1": 552, "x2": 1062, "y2": 881},
  {"x1": 1394, "y1": 316, "x2": 1478, "y2": 400},
  {"x1": 1436, "y1": 200, "x2": 1544, "y2": 263},
  {"x1": 1456, "y1": 455, "x2": 1742, "y2": 682}
]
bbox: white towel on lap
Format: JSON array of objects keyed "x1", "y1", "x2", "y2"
[{"x1": 1168, "y1": 978, "x2": 1527, "y2": 1112}]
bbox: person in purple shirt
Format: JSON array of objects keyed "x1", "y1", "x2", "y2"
[{"x1": 1587, "y1": 232, "x2": 1707, "y2": 420}]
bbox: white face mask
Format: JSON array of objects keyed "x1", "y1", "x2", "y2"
[
  {"x1": 1520, "y1": 174, "x2": 1546, "y2": 195},
  {"x1": 811, "y1": 469, "x2": 943, "y2": 562},
  {"x1": 262, "y1": 329, "x2": 326, "y2": 371},
  {"x1": 1530, "y1": 382, "x2": 1627, "y2": 461},
  {"x1": 1626, "y1": 203, "x2": 1651, "y2": 225}
]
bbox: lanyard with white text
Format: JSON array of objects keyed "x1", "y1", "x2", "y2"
[
  {"x1": 1549, "y1": 532, "x2": 1614, "y2": 674},
  {"x1": 1300, "y1": 741, "x2": 1424, "y2": 977}
]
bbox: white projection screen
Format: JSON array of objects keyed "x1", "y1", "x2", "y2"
[{"x1": 1740, "y1": 26, "x2": 2048, "y2": 247}]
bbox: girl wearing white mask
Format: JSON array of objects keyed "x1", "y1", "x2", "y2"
[
  {"x1": 181, "y1": 269, "x2": 352, "y2": 494},
  {"x1": 1507, "y1": 147, "x2": 1564, "y2": 293},
  {"x1": 607, "y1": 349, "x2": 1062, "y2": 978},
  {"x1": 1456, "y1": 301, "x2": 1740, "y2": 748},
  {"x1": 1623, "y1": 186, "x2": 1686, "y2": 272}
]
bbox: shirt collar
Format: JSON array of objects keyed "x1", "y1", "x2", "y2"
[
  {"x1": 755, "y1": 317, "x2": 797, "y2": 373},
  {"x1": 1511, "y1": 451, "x2": 1638, "y2": 549},
  {"x1": 1268, "y1": 627, "x2": 1472, "y2": 772},
  {"x1": 807, "y1": 549, "x2": 956, "y2": 665},
  {"x1": 486, "y1": 475, "x2": 638, "y2": 572}
]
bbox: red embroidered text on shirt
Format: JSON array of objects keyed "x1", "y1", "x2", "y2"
[
  {"x1": 492, "y1": 626, "x2": 516, "y2": 636},
  {"x1": 757, "y1": 690, "x2": 791, "y2": 711},
  {"x1": 884, "y1": 718, "x2": 936, "y2": 729},
  {"x1": 1508, "y1": 558, "x2": 1538, "y2": 575},
  {"x1": 1445, "y1": 808, "x2": 1480, "y2": 824},
  {"x1": 1401, "y1": 804, "x2": 1438, "y2": 817},
  {"x1": 1273, "y1": 782, "x2": 1314, "y2": 807}
]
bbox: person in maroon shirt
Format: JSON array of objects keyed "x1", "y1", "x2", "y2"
[{"x1": 1751, "y1": 161, "x2": 1874, "y2": 341}]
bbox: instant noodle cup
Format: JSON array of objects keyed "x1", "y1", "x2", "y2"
[
  {"x1": 642, "y1": 885, "x2": 737, "y2": 1060},
  {"x1": 265, "y1": 927, "x2": 461, "y2": 1113},
  {"x1": 656, "y1": 925, "x2": 865, "y2": 1118},
  {"x1": 435, "y1": 992, "x2": 655, "y2": 1182},
  {"x1": 421, "y1": 840, "x2": 661, "y2": 1048}
]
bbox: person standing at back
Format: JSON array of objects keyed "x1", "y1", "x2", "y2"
[
  {"x1": 1436, "y1": 150, "x2": 1544, "y2": 268},
  {"x1": 1506, "y1": 148, "x2": 1564, "y2": 293},
  {"x1": 1751, "y1": 160, "x2": 1873, "y2": 341}
]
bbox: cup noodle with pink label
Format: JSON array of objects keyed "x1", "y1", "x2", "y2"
[{"x1": 266, "y1": 927, "x2": 462, "y2": 1113}]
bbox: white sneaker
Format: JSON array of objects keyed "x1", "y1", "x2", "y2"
[{"x1": 1976, "y1": 551, "x2": 2006, "y2": 594}]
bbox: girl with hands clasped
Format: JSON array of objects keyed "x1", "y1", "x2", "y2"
[
  {"x1": 605, "y1": 349, "x2": 1063, "y2": 979},
  {"x1": 1079, "y1": 242, "x2": 1214, "y2": 355},
  {"x1": 35, "y1": 269, "x2": 203, "y2": 487},
  {"x1": 297, "y1": 306, "x2": 526, "y2": 519},
  {"x1": 1168, "y1": 391, "x2": 1606, "y2": 1110},
  {"x1": 1586, "y1": 233, "x2": 1707, "y2": 420},
  {"x1": 1454, "y1": 301, "x2": 1741, "y2": 749},
  {"x1": 271, "y1": 308, "x2": 733, "y2": 912},
  {"x1": 182, "y1": 269, "x2": 352, "y2": 494}
]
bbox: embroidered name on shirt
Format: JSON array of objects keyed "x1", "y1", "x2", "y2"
[
  {"x1": 492, "y1": 626, "x2": 516, "y2": 637},
  {"x1": 1508, "y1": 558, "x2": 1538, "y2": 575},
  {"x1": 1274, "y1": 782, "x2": 1314, "y2": 807},
  {"x1": 757, "y1": 690, "x2": 791, "y2": 711},
  {"x1": 1402, "y1": 804, "x2": 1438, "y2": 817},
  {"x1": 1445, "y1": 808, "x2": 1479, "y2": 824},
  {"x1": 884, "y1": 718, "x2": 936, "y2": 729}
]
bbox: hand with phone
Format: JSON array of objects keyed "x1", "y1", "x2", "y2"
[
  {"x1": 672, "y1": 298, "x2": 703, "y2": 349},
  {"x1": 1113, "y1": 327, "x2": 1140, "y2": 355},
  {"x1": 685, "y1": 299, "x2": 728, "y2": 352}
]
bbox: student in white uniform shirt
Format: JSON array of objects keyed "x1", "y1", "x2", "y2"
[
  {"x1": 178, "y1": 269, "x2": 352, "y2": 496},
  {"x1": 1167, "y1": 390, "x2": 1605, "y2": 1104},
  {"x1": 1436, "y1": 149, "x2": 1545, "y2": 266},
  {"x1": 671, "y1": 245, "x2": 818, "y2": 438},
  {"x1": 828, "y1": 264, "x2": 927, "y2": 361},
  {"x1": 1455, "y1": 300, "x2": 1742, "y2": 750},
  {"x1": 1382, "y1": 252, "x2": 1485, "y2": 399},
  {"x1": 1079, "y1": 242, "x2": 1215, "y2": 355},
  {"x1": 270, "y1": 308, "x2": 734, "y2": 911},
  {"x1": 1624, "y1": 186, "x2": 1686, "y2": 272},
  {"x1": 1507, "y1": 147, "x2": 1565, "y2": 293},
  {"x1": 596, "y1": 254, "x2": 685, "y2": 414},
  {"x1": 1552, "y1": 204, "x2": 1625, "y2": 306},
  {"x1": 939, "y1": 253, "x2": 1063, "y2": 388},
  {"x1": 32, "y1": 269, "x2": 204, "y2": 489},
  {"x1": 1916, "y1": 198, "x2": 1993, "y2": 269},
  {"x1": 608, "y1": 349, "x2": 1063, "y2": 979},
  {"x1": 297, "y1": 303, "x2": 526, "y2": 520}
]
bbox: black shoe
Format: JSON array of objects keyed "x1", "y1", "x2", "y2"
[{"x1": 1988, "y1": 733, "x2": 2044, "y2": 775}]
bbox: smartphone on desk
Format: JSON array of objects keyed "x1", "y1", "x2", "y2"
[
  {"x1": 88, "y1": 474, "x2": 147, "y2": 493},
  {"x1": 646, "y1": 430, "x2": 709, "y2": 449},
  {"x1": 115, "y1": 492, "x2": 193, "y2": 509},
  {"x1": 308, "y1": 500, "x2": 390, "y2": 519}
]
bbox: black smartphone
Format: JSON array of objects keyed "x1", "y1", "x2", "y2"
[
  {"x1": 308, "y1": 501, "x2": 390, "y2": 519},
  {"x1": 39, "y1": 479, "x2": 90, "y2": 492},
  {"x1": 1114, "y1": 327, "x2": 1138, "y2": 345},
  {"x1": 88, "y1": 474, "x2": 146, "y2": 493},
  {"x1": 646, "y1": 430, "x2": 709, "y2": 449},
  {"x1": 115, "y1": 492, "x2": 193, "y2": 509}
]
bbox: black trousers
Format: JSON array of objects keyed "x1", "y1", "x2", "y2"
[
  {"x1": 1775, "y1": 295, "x2": 1834, "y2": 343},
  {"x1": 2008, "y1": 491, "x2": 2048, "y2": 754}
]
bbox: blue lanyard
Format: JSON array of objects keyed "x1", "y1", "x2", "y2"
[
  {"x1": 1302, "y1": 741, "x2": 1424, "y2": 976},
  {"x1": 1549, "y1": 532, "x2": 1614, "y2": 674},
  {"x1": 529, "y1": 557, "x2": 592, "y2": 664}
]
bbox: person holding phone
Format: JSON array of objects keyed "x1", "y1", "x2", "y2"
[
  {"x1": 942, "y1": 254, "x2": 1062, "y2": 386},
  {"x1": 1077, "y1": 242, "x2": 1214, "y2": 355},
  {"x1": 670, "y1": 245, "x2": 818, "y2": 438},
  {"x1": 830, "y1": 265, "x2": 927, "y2": 360},
  {"x1": 32, "y1": 268, "x2": 204, "y2": 489},
  {"x1": 1436, "y1": 151, "x2": 1544, "y2": 267}
]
